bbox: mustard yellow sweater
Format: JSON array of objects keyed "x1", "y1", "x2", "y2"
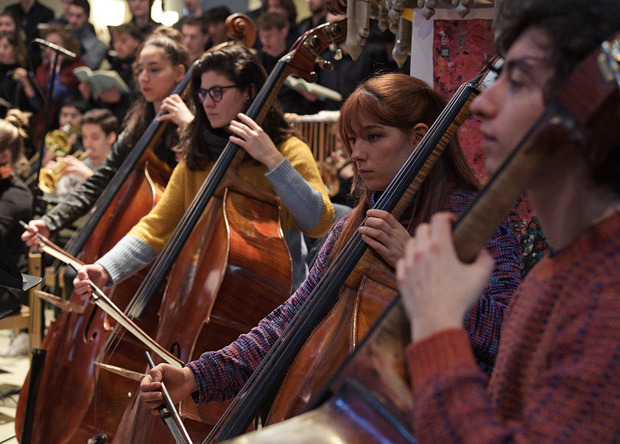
[{"x1": 127, "y1": 136, "x2": 333, "y2": 253}]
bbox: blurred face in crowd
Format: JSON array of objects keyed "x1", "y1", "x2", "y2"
[
  {"x1": 181, "y1": 23, "x2": 209, "y2": 60},
  {"x1": 259, "y1": 26, "x2": 288, "y2": 57},
  {"x1": 112, "y1": 31, "x2": 141, "y2": 59},
  {"x1": 267, "y1": 0, "x2": 287, "y2": 17},
  {"x1": 81, "y1": 123, "x2": 115, "y2": 164},
  {"x1": 183, "y1": 0, "x2": 202, "y2": 15},
  {"x1": 0, "y1": 15, "x2": 17, "y2": 33},
  {"x1": 0, "y1": 36, "x2": 17, "y2": 65},
  {"x1": 208, "y1": 21, "x2": 228, "y2": 46},
  {"x1": 42, "y1": 32, "x2": 67, "y2": 64},
  {"x1": 58, "y1": 105, "x2": 82, "y2": 131},
  {"x1": 67, "y1": 4, "x2": 89, "y2": 31},
  {"x1": 128, "y1": 0, "x2": 151, "y2": 19}
]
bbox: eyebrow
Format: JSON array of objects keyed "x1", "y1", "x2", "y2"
[{"x1": 503, "y1": 56, "x2": 548, "y2": 77}]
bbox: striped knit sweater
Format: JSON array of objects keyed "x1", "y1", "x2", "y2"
[
  {"x1": 187, "y1": 188, "x2": 521, "y2": 404},
  {"x1": 407, "y1": 210, "x2": 620, "y2": 442}
]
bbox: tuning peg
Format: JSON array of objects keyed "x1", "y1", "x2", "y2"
[{"x1": 329, "y1": 43, "x2": 343, "y2": 61}]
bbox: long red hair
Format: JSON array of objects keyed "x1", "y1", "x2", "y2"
[{"x1": 330, "y1": 73, "x2": 479, "y2": 262}]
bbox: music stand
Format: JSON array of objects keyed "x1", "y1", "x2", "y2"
[{"x1": 0, "y1": 233, "x2": 41, "y2": 294}]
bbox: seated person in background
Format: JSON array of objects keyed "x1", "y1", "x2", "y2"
[
  {"x1": 173, "y1": 0, "x2": 205, "y2": 30},
  {"x1": 180, "y1": 16, "x2": 209, "y2": 63},
  {"x1": 3, "y1": 0, "x2": 53, "y2": 67},
  {"x1": 43, "y1": 108, "x2": 118, "y2": 199},
  {"x1": 204, "y1": 5, "x2": 231, "y2": 49},
  {"x1": 317, "y1": 13, "x2": 398, "y2": 111},
  {"x1": 0, "y1": 30, "x2": 29, "y2": 118},
  {"x1": 13, "y1": 24, "x2": 86, "y2": 146},
  {"x1": 127, "y1": 0, "x2": 160, "y2": 41},
  {"x1": 49, "y1": 0, "x2": 71, "y2": 26},
  {"x1": 107, "y1": 23, "x2": 140, "y2": 91},
  {"x1": 256, "y1": 12, "x2": 322, "y2": 115},
  {"x1": 41, "y1": 97, "x2": 87, "y2": 167},
  {"x1": 0, "y1": 10, "x2": 24, "y2": 36},
  {"x1": 0, "y1": 109, "x2": 32, "y2": 356},
  {"x1": 22, "y1": 35, "x2": 191, "y2": 249},
  {"x1": 397, "y1": 0, "x2": 620, "y2": 441},
  {"x1": 266, "y1": 0, "x2": 299, "y2": 46},
  {"x1": 82, "y1": 22, "x2": 140, "y2": 124},
  {"x1": 67, "y1": 0, "x2": 106, "y2": 70}
]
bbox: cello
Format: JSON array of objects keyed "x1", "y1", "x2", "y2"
[
  {"x1": 219, "y1": 26, "x2": 620, "y2": 444},
  {"x1": 14, "y1": 16, "x2": 257, "y2": 444},
  {"x1": 110, "y1": 20, "x2": 347, "y2": 444}
]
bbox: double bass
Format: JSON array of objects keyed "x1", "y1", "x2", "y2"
[
  {"x1": 110, "y1": 20, "x2": 348, "y2": 444},
  {"x1": 204, "y1": 56, "x2": 499, "y2": 442},
  {"x1": 14, "y1": 16, "x2": 257, "y2": 444},
  {"x1": 220, "y1": 25, "x2": 620, "y2": 444}
]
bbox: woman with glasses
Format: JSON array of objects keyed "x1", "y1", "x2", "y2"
[{"x1": 73, "y1": 44, "x2": 334, "y2": 294}]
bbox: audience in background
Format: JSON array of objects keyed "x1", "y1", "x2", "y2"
[
  {"x1": 0, "y1": 31, "x2": 29, "y2": 118},
  {"x1": 127, "y1": 0, "x2": 159, "y2": 40},
  {"x1": 44, "y1": 108, "x2": 117, "y2": 199},
  {"x1": 256, "y1": 11, "x2": 321, "y2": 115},
  {"x1": 13, "y1": 24, "x2": 85, "y2": 147},
  {"x1": 266, "y1": 0, "x2": 299, "y2": 46},
  {"x1": 204, "y1": 5, "x2": 231, "y2": 49},
  {"x1": 0, "y1": 11, "x2": 24, "y2": 37},
  {"x1": 3, "y1": 0, "x2": 53, "y2": 46},
  {"x1": 66, "y1": 0, "x2": 106, "y2": 70},
  {"x1": 49, "y1": 0, "x2": 71, "y2": 26},
  {"x1": 181, "y1": 16, "x2": 209, "y2": 62},
  {"x1": 174, "y1": 0, "x2": 205, "y2": 30}
]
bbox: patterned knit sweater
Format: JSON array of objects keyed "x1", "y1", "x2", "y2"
[
  {"x1": 187, "y1": 189, "x2": 521, "y2": 403},
  {"x1": 407, "y1": 210, "x2": 620, "y2": 442}
]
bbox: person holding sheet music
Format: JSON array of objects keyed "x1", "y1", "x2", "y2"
[
  {"x1": 397, "y1": 0, "x2": 620, "y2": 441},
  {"x1": 137, "y1": 73, "x2": 521, "y2": 411},
  {"x1": 22, "y1": 34, "x2": 191, "y2": 246},
  {"x1": 72, "y1": 43, "x2": 334, "y2": 295}
]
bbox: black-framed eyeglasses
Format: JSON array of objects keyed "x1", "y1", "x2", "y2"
[{"x1": 196, "y1": 85, "x2": 239, "y2": 103}]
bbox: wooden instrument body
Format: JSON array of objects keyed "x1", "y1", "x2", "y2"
[
  {"x1": 15, "y1": 156, "x2": 169, "y2": 444},
  {"x1": 112, "y1": 173, "x2": 293, "y2": 444},
  {"x1": 226, "y1": 301, "x2": 415, "y2": 444},
  {"x1": 266, "y1": 250, "x2": 397, "y2": 424},
  {"x1": 225, "y1": 30, "x2": 620, "y2": 444}
]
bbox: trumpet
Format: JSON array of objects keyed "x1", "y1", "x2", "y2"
[
  {"x1": 38, "y1": 150, "x2": 88, "y2": 193},
  {"x1": 45, "y1": 123, "x2": 80, "y2": 156}
]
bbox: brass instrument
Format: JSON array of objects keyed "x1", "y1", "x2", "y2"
[
  {"x1": 25, "y1": 124, "x2": 81, "y2": 187},
  {"x1": 44, "y1": 123, "x2": 80, "y2": 156},
  {"x1": 38, "y1": 149, "x2": 88, "y2": 193}
]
